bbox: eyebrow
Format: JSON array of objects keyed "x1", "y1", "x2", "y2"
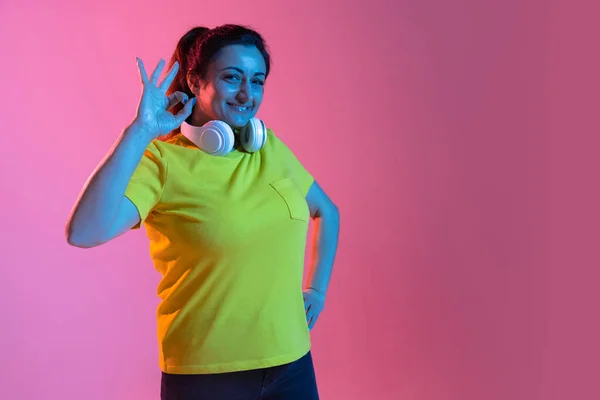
[{"x1": 219, "y1": 66, "x2": 266, "y2": 77}]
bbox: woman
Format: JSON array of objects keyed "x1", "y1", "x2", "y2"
[{"x1": 66, "y1": 24, "x2": 340, "y2": 400}]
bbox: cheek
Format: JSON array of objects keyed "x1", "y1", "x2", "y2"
[
  {"x1": 253, "y1": 88, "x2": 264, "y2": 104},
  {"x1": 213, "y1": 82, "x2": 238, "y2": 100},
  {"x1": 198, "y1": 85, "x2": 216, "y2": 109}
]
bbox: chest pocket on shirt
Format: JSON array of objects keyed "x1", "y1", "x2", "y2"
[{"x1": 270, "y1": 177, "x2": 309, "y2": 222}]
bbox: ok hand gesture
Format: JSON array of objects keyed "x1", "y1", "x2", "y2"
[{"x1": 133, "y1": 58, "x2": 196, "y2": 139}]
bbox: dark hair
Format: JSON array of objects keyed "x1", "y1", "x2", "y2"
[{"x1": 161, "y1": 24, "x2": 271, "y2": 139}]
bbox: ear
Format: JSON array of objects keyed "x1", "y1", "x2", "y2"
[{"x1": 187, "y1": 72, "x2": 201, "y2": 95}]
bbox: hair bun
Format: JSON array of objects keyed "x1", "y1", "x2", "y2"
[{"x1": 180, "y1": 27, "x2": 210, "y2": 54}]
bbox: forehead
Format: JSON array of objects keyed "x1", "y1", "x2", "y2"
[{"x1": 209, "y1": 44, "x2": 266, "y2": 74}]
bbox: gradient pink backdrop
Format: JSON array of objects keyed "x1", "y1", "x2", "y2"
[{"x1": 1, "y1": 0, "x2": 597, "y2": 399}]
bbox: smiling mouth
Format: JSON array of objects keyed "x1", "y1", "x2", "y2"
[{"x1": 227, "y1": 103, "x2": 252, "y2": 112}]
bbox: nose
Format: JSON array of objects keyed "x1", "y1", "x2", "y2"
[{"x1": 237, "y1": 80, "x2": 252, "y2": 104}]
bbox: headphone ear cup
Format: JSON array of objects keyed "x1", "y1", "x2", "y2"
[
  {"x1": 198, "y1": 121, "x2": 235, "y2": 156},
  {"x1": 240, "y1": 118, "x2": 267, "y2": 153}
]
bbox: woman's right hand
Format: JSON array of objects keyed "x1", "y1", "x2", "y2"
[{"x1": 132, "y1": 58, "x2": 196, "y2": 139}]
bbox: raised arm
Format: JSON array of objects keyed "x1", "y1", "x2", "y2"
[
  {"x1": 65, "y1": 58, "x2": 195, "y2": 248},
  {"x1": 65, "y1": 123, "x2": 154, "y2": 247}
]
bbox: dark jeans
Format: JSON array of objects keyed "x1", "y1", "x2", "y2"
[{"x1": 160, "y1": 351, "x2": 319, "y2": 400}]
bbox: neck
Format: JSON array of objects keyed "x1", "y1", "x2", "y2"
[{"x1": 187, "y1": 109, "x2": 211, "y2": 127}]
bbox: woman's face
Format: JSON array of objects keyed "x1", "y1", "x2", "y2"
[{"x1": 191, "y1": 44, "x2": 266, "y2": 129}]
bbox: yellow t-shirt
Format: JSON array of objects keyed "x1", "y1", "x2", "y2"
[{"x1": 124, "y1": 128, "x2": 314, "y2": 374}]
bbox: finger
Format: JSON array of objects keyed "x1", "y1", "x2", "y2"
[
  {"x1": 150, "y1": 59, "x2": 166, "y2": 86},
  {"x1": 312, "y1": 303, "x2": 322, "y2": 314},
  {"x1": 137, "y1": 58, "x2": 149, "y2": 84},
  {"x1": 308, "y1": 311, "x2": 318, "y2": 329},
  {"x1": 174, "y1": 97, "x2": 196, "y2": 125},
  {"x1": 167, "y1": 92, "x2": 188, "y2": 110},
  {"x1": 309, "y1": 314, "x2": 318, "y2": 330},
  {"x1": 306, "y1": 307, "x2": 314, "y2": 323},
  {"x1": 160, "y1": 61, "x2": 179, "y2": 91}
]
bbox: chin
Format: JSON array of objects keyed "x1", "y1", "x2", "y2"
[{"x1": 225, "y1": 116, "x2": 253, "y2": 129}]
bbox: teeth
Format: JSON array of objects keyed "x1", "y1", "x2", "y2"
[{"x1": 228, "y1": 103, "x2": 250, "y2": 111}]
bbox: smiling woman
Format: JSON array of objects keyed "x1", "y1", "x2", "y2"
[
  {"x1": 162, "y1": 25, "x2": 270, "y2": 138},
  {"x1": 65, "y1": 23, "x2": 339, "y2": 400},
  {"x1": 187, "y1": 44, "x2": 266, "y2": 126}
]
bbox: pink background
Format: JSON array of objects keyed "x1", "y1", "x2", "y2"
[{"x1": 1, "y1": 0, "x2": 598, "y2": 399}]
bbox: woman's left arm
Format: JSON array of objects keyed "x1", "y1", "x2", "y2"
[{"x1": 303, "y1": 180, "x2": 340, "y2": 330}]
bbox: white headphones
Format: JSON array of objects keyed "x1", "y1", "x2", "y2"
[{"x1": 180, "y1": 118, "x2": 267, "y2": 156}]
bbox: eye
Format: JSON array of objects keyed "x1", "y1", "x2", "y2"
[
  {"x1": 253, "y1": 79, "x2": 265, "y2": 86},
  {"x1": 224, "y1": 74, "x2": 241, "y2": 82}
]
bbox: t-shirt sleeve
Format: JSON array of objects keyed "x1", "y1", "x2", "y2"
[
  {"x1": 270, "y1": 129, "x2": 314, "y2": 196},
  {"x1": 124, "y1": 141, "x2": 167, "y2": 229}
]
